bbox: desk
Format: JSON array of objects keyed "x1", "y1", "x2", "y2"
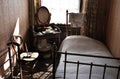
[{"x1": 33, "y1": 28, "x2": 61, "y2": 58}]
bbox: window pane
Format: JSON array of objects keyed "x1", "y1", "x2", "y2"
[{"x1": 41, "y1": 0, "x2": 80, "y2": 24}]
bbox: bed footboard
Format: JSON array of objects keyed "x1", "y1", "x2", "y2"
[{"x1": 53, "y1": 52, "x2": 120, "y2": 79}]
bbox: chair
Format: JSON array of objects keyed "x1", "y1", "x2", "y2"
[
  {"x1": 66, "y1": 10, "x2": 86, "y2": 35},
  {"x1": 7, "y1": 35, "x2": 39, "y2": 79}
]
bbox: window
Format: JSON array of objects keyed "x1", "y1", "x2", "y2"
[{"x1": 41, "y1": 0, "x2": 80, "y2": 24}]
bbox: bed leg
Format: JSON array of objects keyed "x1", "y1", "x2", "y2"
[
  {"x1": 117, "y1": 65, "x2": 120, "y2": 79},
  {"x1": 102, "y1": 64, "x2": 107, "y2": 79},
  {"x1": 76, "y1": 61, "x2": 80, "y2": 79},
  {"x1": 89, "y1": 62, "x2": 93, "y2": 79},
  {"x1": 64, "y1": 51, "x2": 67, "y2": 79}
]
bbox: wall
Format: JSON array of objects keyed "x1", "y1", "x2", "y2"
[
  {"x1": 0, "y1": 0, "x2": 29, "y2": 52},
  {"x1": 106, "y1": 0, "x2": 120, "y2": 57},
  {"x1": 0, "y1": 0, "x2": 29, "y2": 77}
]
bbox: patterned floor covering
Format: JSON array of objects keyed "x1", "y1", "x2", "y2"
[{"x1": 9, "y1": 57, "x2": 53, "y2": 79}]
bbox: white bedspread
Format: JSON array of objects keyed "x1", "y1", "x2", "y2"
[{"x1": 55, "y1": 35, "x2": 120, "y2": 79}]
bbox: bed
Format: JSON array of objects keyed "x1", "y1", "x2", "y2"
[{"x1": 53, "y1": 35, "x2": 120, "y2": 79}]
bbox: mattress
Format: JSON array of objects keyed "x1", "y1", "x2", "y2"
[{"x1": 55, "y1": 35, "x2": 120, "y2": 79}]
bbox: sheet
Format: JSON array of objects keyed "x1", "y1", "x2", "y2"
[{"x1": 55, "y1": 35, "x2": 120, "y2": 79}]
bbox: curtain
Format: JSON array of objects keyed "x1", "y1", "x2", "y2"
[{"x1": 86, "y1": 0, "x2": 99, "y2": 38}]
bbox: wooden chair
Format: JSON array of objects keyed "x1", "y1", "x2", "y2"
[{"x1": 7, "y1": 35, "x2": 39, "y2": 79}]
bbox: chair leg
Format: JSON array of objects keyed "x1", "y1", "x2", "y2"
[
  {"x1": 32, "y1": 60, "x2": 39, "y2": 69},
  {"x1": 20, "y1": 62, "x2": 23, "y2": 79}
]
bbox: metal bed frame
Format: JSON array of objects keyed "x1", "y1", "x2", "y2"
[
  {"x1": 51, "y1": 10, "x2": 120, "y2": 79},
  {"x1": 52, "y1": 51, "x2": 120, "y2": 79},
  {"x1": 51, "y1": 9, "x2": 120, "y2": 79}
]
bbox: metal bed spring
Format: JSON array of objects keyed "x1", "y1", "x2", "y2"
[{"x1": 53, "y1": 52, "x2": 120, "y2": 79}]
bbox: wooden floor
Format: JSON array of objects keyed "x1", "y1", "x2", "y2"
[{"x1": 8, "y1": 57, "x2": 53, "y2": 79}]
